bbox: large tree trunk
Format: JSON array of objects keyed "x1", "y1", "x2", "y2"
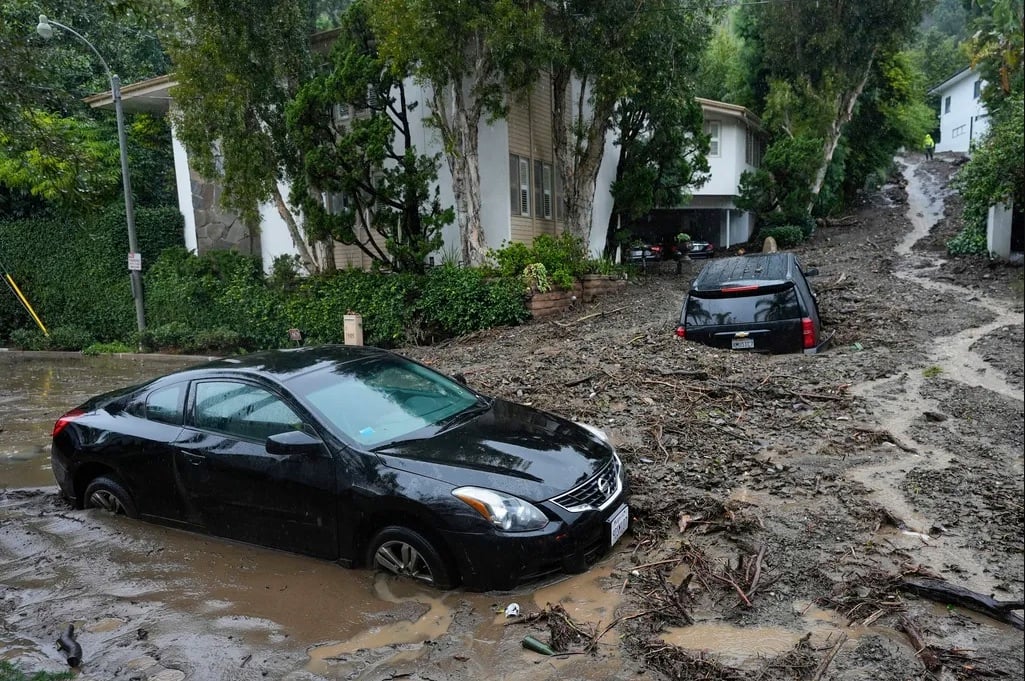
[
  {"x1": 272, "y1": 184, "x2": 321, "y2": 273},
  {"x1": 806, "y1": 54, "x2": 876, "y2": 214},
  {"x1": 432, "y1": 81, "x2": 488, "y2": 266},
  {"x1": 551, "y1": 70, "x2": 613, "y2": 253}
]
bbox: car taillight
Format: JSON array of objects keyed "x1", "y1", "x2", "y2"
[
  {"x1": 52, "y1": 409, "x2": 84, "y2": 438},
  {"x1": 802, "y1": 317, "x2": 816, "y2": 349},
  {"x1": 675, "y1": 325, "x2": 686, "y2": 338}
]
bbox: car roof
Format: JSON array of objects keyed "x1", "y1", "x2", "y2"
[
  {"x1": 161, "y1": 345, "x2": 391, "y2": 385},
  {"x1": 690, "y1": 253, "x2": 798, "y2": 292}
]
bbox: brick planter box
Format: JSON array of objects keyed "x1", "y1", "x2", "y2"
[{"x1": 526, "y1": 275, "x2": 626, "y2": 317}]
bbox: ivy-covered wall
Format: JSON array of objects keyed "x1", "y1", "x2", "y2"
[{"x1": 0, "y1": 206, "x2": 184, "y2": 341}]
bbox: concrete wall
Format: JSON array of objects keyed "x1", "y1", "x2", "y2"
[{"x1": 987, "y1": 202, "x2": 1014, "y2": 258}]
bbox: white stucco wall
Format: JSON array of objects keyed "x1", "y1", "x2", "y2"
[
  {"x1": 256, "y1": 183, "x2": 301, "y2": 273},
  {"x1": 934, "y1": 70, "x2": 989, "y2": 153},
  {"x1": 697, "y1": 117, "x2": 750, "y2": 197},
  {"x1": 171, "y1": 128, "x2": 198, "y2": 254}
]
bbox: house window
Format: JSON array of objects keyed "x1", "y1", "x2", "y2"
[
  {"x1": 705, "y1": 121, "x2": 721, "y2": 157},
  {"x1": 944, "y1": 96, "x2": 951, "y2": 114},
  {"x1": 510, "y1": 154, "x2": 531, "y2": 216},
  {"x1": 973, "y1": 80, "x2": 981, "y2": 99},
  {"x1": 952, "y1": 124, "x2": 966, "y2": 138}
]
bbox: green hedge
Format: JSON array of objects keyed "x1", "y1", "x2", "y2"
[{"x1": 0, "y1": 205, "x2": 183, "y2": 342}]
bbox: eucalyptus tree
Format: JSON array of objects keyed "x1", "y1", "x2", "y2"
[
  {"x1": 543, "y1": 0, "x2": 718, "y2": 250},
  {"x1": 287, "y1": 0, "x2": 452, "y2": 273},
  {"x1": 167, "y1": 0, "x2": 326, "y2": 272},
  {"x1": 368, "y1": 0, "x2": 544, "y2": 266},
  {"x1": 739, "y1": 0, "x2": 932, "y2": 216}
]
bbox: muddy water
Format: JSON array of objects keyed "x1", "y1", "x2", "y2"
[
  {"x1": 0, "y1": 352, "x2": 204, "y2": 488},
  {"x1": 848, "y1": 160, "x2": 1025, "y2": 593},
  {"x1": 1, "y1": 351, "x2": 631, "y2": 677}
]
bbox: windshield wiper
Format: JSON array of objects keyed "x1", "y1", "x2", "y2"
[{"x1": 435, "y1": 399, "x2": 491, "y2": 434}]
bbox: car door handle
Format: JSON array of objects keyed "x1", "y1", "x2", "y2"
[{"x1": 180, "y1": 451, "x2": 206, "y2": 466}]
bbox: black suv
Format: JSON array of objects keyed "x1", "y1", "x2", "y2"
[{"x1": 675, "y1": 252, "x2": 829, "y2": 354}]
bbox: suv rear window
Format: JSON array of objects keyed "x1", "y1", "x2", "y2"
[{"x1": 685, "y1": 286, "x2": 801, "y2": 325}]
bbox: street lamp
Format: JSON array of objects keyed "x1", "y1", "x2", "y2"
[{"x1": 36, "y1": 14, "x2": 146, "y2": 338}]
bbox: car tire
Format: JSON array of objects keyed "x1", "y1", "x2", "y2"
[
  {"x1": 83, "y1": 475, "x2": 138, "y2": 518},
  {"x1": 367, "y1": 526, "x2": 457, "y2": 589}
]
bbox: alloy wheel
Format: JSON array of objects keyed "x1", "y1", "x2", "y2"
[
  {"x1": 89, "y1": 490, "x2": 125, "y2": 514},
  {"x1": 374, "y1": 540, "x2": 435, "y2": 583}
]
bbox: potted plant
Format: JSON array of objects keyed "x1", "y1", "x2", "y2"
[{"x1": 675, "y1": 232, "x2": 692, "y2": 259}]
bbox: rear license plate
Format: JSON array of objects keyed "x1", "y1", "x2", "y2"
[
  {"x1": 732, "y1": 338, "x2": 754, "y2": 349},
  {"x1": 608, "y1": 504, "x2": 629, "y2": 547}
]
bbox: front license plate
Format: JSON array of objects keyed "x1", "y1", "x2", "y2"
[
  {"x1": 732, "y1": 338, "x2": 754, "y2": 350},
  {"x1": 608, "y1": 504, "x2": 629, "y2": 547}
]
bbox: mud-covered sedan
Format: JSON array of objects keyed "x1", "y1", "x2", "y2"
[{"x1": 51, "y1": 345, "x2": 629, "y2": 591}]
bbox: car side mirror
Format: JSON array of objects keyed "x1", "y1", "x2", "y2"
[
  {"x1": 804, "y1": 267, "x2": 819, "y2": 277},
  {"x1": 453, "y1": 372, "x2": 468, "y2": 386},
  {"x1": 267, "y1": 430, "x2": 325, "y2": 457}
]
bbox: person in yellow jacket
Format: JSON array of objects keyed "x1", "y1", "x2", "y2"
[{"x1": 923, "y1": 133, "x2": 935, "y2": 160}]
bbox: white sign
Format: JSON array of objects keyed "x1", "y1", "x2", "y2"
[{"x1": 127, "y1": 253, "x2": 142, "y2": 271}]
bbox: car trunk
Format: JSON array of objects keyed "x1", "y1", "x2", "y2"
[{"x1": 682, "y1": 284, "x2": 806, "y2": 354}]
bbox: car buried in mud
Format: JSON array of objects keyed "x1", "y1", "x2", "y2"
[{"x1": 50, "y1": 345, "x2": 629, "y2": 591}]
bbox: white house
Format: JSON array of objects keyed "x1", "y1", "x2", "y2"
[
  {"x1": 929, "y1": 67, "x2": 989, "y2": 153},
  {"x1": 635, "y1": 98, "x2": 762, "y2": 250},
  {"x1": 86, "y1": 66, "x2": 618, "y2": 272}
]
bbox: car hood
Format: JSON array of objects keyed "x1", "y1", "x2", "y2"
[{"x1": 372, "y1": 399, "x2": 612, "y2": 502}]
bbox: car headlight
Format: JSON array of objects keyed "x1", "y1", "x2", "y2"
[
  {"x1": 452, "y1": 487, "x2": 549, "y2": 532},
  {"x1": 575, "y1": 421, "x2": 609, "y2": 443}
]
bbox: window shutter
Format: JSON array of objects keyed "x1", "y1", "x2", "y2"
[
  {"x1": 519, "y1": 158, "x2": 530, "y2": 216},
  {"x1": 542, "y1": 164, "x2": 553, "y2": 219},
  {"x1": 509, "y1": 155, "x2": 519, "y2": 216},
  {"x1": 534, "y1": 160, "x2": 543, "y2": 217}
]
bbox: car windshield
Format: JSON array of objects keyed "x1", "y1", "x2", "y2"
[
  {"x1": 287, "y1": 356, "x2": 481, "y2": 447},
  {"x1": 686, "y1": 286, "x2": 801, "y2": 326}
]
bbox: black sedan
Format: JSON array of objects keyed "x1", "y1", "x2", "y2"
[{"x1": 51, "y1": 345, "x2": 629, "y2": 591}]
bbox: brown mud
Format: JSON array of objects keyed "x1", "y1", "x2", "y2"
[{"x1": 1, "y1": 153, "x2": 1022, "y2": 680}]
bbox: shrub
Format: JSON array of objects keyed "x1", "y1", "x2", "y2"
[
  {"x1": 150, "y1": 322, "x2": 194, "y2": 352},
  {"x1": 8, "y1": 328, "x2": 47, "y2": 350},
  {"x1": 946, "y1": 222, "x2": 988, "y2": 256},
  {"x1": 46, "y1": 326, "x2": 95, "y2": 351},
  {"x1": 193, "y1": 327, "x2": 246, "y2": 353},
  {"x1": 490, "y1": 233, "x2": 588, "y2": 289},
  {"x1": 417, "y1": 265, "x2": 528, "y2": 340},
  {"x1": 756, "y1": 225, "x2": 805, "y2": 249},
  {"x1": 83, "y1": 341, "x2": 135, "y2": 355}
]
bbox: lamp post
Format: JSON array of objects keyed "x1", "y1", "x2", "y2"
[{"x1": 36, "y1": 14, "x2": 146, "y2": 338}]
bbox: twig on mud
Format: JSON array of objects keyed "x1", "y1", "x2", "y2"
[
  {"x1": 586, "y1": 610, "x2": 658, "y2": 654},
  {"x1": 810, "y1": 632, "x2": 849, "y2": 681},
  {"x1": 709, "y1": 571, "x2": 753, "y2": 607},
  {"x1": 745, "y1": 544, "x2": 767, "y2": 599},
  {"x1": 897, "y1": 616, "x2": 942, "y2": 673}
]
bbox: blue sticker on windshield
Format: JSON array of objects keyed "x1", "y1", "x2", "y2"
[{"x1": 359, "y1": 427, "x2": 375, "y2": 438}]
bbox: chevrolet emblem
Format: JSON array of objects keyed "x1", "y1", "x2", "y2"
[{"x1": 734, "y1": 332, "x2": 749, "y2": 338}]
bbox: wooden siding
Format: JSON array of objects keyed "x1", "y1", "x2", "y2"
[{"x1": 506, "y1": 73, "x2": 567, "y2": 245}]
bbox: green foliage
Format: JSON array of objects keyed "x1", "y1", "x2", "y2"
[
  {"x1": 6, "y1": 325, "x2": 94, "y2": 351},
  {"x1": 143, "y1": 248, "x2": 528, "y2": 350},
  {"x1": 0, "y1": 205, "x2": 184, "y2": 340},
  {"x1": 287, "y1": 1, "x2": 451, "y2": 273},
  {"x1": 8, "y1": 328, "x2": 46, "y2": 350},
  {"x1": 490, "y1": 234, "x2": 588, "y2": 290},
  {"x1": 83, "y1": 340, "x2": 134, "y2": 355},
  {"x1": 0, "y1": 659, "x2": 73, "y2": 681},
  {"x1": 756, "y1": 225, "x2": 806, "y2": 249},
  {"x1": 951, "y1": 92, "x2": 1024, "y2": 248},
  {"x1": 945, "y1": 222, "x2": 989, "y2": 256},
  {"x1": 694, "y1": 16, "x2": 750, "y2": 104},
  {"x1": 521, "y1": 263, "x2": 551, "y2": 293},
  {"x1": 585, "y1": 257, "x2": 620, "y2": 276},
  {"x1": 416, "y1": 265, "x2": 528, "y2": 340},
  {"x1": 736, "y1": 136, "x2": 822, "y2": 223}
]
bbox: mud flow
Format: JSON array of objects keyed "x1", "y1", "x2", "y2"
[{"x1": 1, "y1": 154, "x2": 1022, "y2": 680}]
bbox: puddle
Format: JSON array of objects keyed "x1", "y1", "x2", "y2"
[
  {"x1": 661, "y1": 601, "x2": 894, "y2": 668},
  {"x1": 0, "y1": 353, "x2": 202, "y2": 488}
]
